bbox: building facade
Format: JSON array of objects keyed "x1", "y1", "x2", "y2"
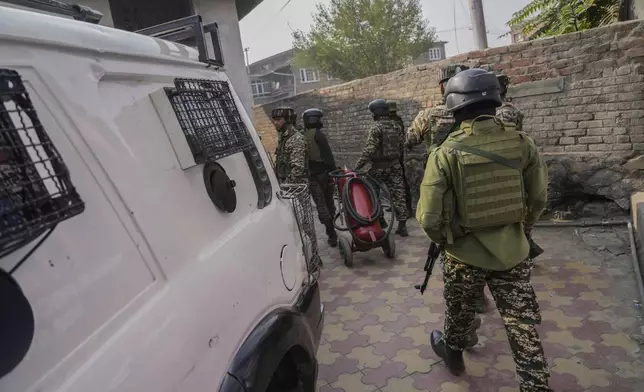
[
  {"x1": 0, "y1": 0, "x2": 262, "y2": 115},
  {"x1": 248, "y1": 41, "x2": 447, "y2": 106},
  {"x1": 411, "y1": 41, "x2": 448, "y2": 65},
  {"x1": 247, "y1": 49, "x2": 343, "y2": 106}
]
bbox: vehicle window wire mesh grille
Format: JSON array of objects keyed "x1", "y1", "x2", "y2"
[
  {"x1": 0, "y1": 69, "x2": 84, "y2": 256},
  {"x1": 279, "y1": 184, "x2": 322, "y2": 282},
  {"x1": 167, "y1": 79, "x2": 253, "y2": 162}
]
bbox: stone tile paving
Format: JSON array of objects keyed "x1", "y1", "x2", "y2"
[{"x1": 314, "y1": 221, "x2": 644, "y2": 391}]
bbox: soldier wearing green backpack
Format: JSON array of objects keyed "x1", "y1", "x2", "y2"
[{"x1": 416, "y1": 68, "x2": 551, "y2": 391}]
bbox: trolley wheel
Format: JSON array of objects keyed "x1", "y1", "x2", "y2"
[
  {"x1": 338, "y1": 236, "x2": 353, "y2": 268},
  {"x1": 382, "y1": 233, "x2": 396, "y2": 259}
]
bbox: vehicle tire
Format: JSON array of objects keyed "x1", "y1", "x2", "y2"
[
  {"x1": 338, "y1": 236, "x2": 353, "y2": 268},
  {"x1": 382, "y1": 233, "x2": 395, "y2": 259}
]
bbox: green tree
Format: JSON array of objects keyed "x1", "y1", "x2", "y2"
[
  {"x1": 506, "y1": 0, "x2": 621, "y2": 41},
  {"x1": 292, "y1": 0, "x2": 436, "y2": 80}
]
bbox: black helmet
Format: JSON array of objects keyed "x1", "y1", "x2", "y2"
[
  {"x1": 438, "y1": 64, "x2": 470, "y2": 84},
  {"x1": 302, "y1": 108, "x2": 324, "y2": 128},
  {"x1": 496, "y1": 74, "x2": 509, "y2": 96},
  {"x1": 444, "y1": 68, "x2": 502, "y2": 112},
  {"x1": 271, "y1": 107, "x2": 296, "y2": 124},
  {"x1": 368, "y1": 99, "x2": 389, "y2": 116}
]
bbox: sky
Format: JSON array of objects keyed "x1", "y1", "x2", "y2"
[{"x1": 239, "y1": 0, "x2": 533, "y2": 65}]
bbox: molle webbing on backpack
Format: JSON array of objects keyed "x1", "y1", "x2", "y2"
[
  {"x1": 376, "y1": 121, "x2": 401, "y2": 161},
  {"x1": 302, "y1": 128, "x2": 322, "y2": 163},
  {"x1": 443, "y1": 134, "x2": 525, "y2": 230}
]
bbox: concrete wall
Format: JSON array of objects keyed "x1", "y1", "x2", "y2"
[{"x1": 252, "y1": 20, "x2": 644, "y2": 211}]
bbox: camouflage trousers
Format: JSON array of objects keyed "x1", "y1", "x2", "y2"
[
  {"x1": 442, "y1": 256, "x2": 551, "y2": 392},
  {"x1": 399, "y1": 158, "x2": 413, "y2": 219},
  {"x1": 369, "y1": 163, "x2": 409, "y2": 222},
  {"x1": 309, "y1": 171, "x2": 336, "y2": 227}
]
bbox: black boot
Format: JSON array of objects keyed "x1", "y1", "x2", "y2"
[
  {"x1": 325, "y1": 223, "x2": 338, "y2": 247},
  {"x1": 395, "y1": 220, "x2": 408, "y2": 237},
  {"x1": 430, "y1": 330, "x2": 465, "y2": 375},
  {"x1": 466, "y1": 315, "x2": 482, "y2": 349}
]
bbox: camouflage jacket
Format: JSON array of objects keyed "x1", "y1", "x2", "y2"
[
  {"x1": 406, "y1": 99, "x2": 455, "y2": 154},
  {"x1": 355, "y1": 119, "x2": 403, "y2": 170},
  {"x1": 275, "y1": 125, "x2": 307, "y2": 183},
  {"x1": 496, "y1": 101, "x2": 524, "y2": 131}
]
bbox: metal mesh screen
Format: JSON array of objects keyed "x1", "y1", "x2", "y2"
[
  {"x1": 0, "y1": 69, "x2": 84, "y2": 256},
  {"x1": 166, "y1": 78, "x2": 253, "y2": 163},
  {"x1": 279, "y1": 184, "x2": 322, "y2": 282}
]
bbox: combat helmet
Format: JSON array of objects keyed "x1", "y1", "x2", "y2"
[
  {"x1": 368, "y1": 99, "x2": 389, "y2": 117},
  {"x1": 444, "y1": 68, "x2": 502, "y2": 112},
  {"x1": 438, "y1": 64, "x2": 470, "y2": 84},
  {"x1": 271, "y1": 107, "x2": 296, "y2": 124},
  {"x1": 302, "y1": 108, "x2": 324, "y2": 128}
]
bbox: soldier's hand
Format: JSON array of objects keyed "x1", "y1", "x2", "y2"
[{"x1": 524, "y1": 224, "x2": 533, "y2": 238}]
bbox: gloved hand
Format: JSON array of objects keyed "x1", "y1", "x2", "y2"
[{"x1": 524, "y1": 224, "x2": 533, "y2": 239}]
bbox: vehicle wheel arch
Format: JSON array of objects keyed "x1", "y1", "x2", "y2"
[{"x1": 220, "y1": 307, "x2": 317, "y2": 392}]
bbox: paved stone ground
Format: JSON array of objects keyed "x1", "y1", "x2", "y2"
[{"x1": 314, "y1": 220, "x2": 644, "y2": 392}]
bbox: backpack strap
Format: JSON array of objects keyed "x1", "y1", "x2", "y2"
[{"x1": 442, "y1": 140, "x2": 522, "y2": 171}]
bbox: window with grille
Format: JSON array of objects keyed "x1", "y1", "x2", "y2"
[
  {"x1": 251, "y1": 80, "x2": 271, "y2": 98},
  {"x1": 0, "y1": 69, "x2": 85, "y2": 258},
  {"x1": 165, "y1": 78, "x2": 254, "y2": 163},
  {"x1": 428, "y1": 47, "x2": 442, "y2": 61},
  {"x1": 299, "y1": 68, "x2": 320, "y2": 83}
]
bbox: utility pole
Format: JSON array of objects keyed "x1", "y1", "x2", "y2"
[{"x1": 468, "y1": 0, "x2": 488, "y2": 50}]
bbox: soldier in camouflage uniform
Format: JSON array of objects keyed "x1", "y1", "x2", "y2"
[
  {"x1": 496, "y1": 74, "x2": 525, "y2": 131},
  {"x1": 417, "y1": 69, "x2": 551, "y2": 391},
  {"x1": 301, "y1": 108, "x2": 339, "y2": 247},
  {"x1": 407, "y1": 64, "x2": 491, "y2": 313},
  {"x1": 272, "y1": 107, "x2": 307, "y2": 184},
  {"x1": 356, "y1": 99, "x2": 409, "y2": 236},
  {"x1": 388, "y1": 101, "x2": 412, "y2": 219},
  {"x1": 405, "y1": 64, "x2": 469, "y2": 156}
]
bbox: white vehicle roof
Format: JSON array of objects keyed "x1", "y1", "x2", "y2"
[{"x1": 0, "y1": 6, "x2": 200, "y2": 63}]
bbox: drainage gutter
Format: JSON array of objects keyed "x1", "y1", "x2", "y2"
[{"x1": 535, "y1": 218, "x2": 644, "y2": 306}]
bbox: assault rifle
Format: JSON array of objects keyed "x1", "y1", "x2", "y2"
[{"x1": 414, "y1": 242, "x2": 443, "y2": 294}]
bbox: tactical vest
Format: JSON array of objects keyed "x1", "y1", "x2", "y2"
[
  {"x1": 445, "y1": 121, "x2": 526, "y2": 231},
  {"x1": 375, "y1": 120, "x2": 401, "y2": 162},
  {"x1": 302, "y1": 128, "x2": 323, "y2": 163}
]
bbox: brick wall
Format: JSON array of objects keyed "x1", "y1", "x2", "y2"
[{"x1": 253, "y1": 21, "x2": 644, "y2": 210}]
